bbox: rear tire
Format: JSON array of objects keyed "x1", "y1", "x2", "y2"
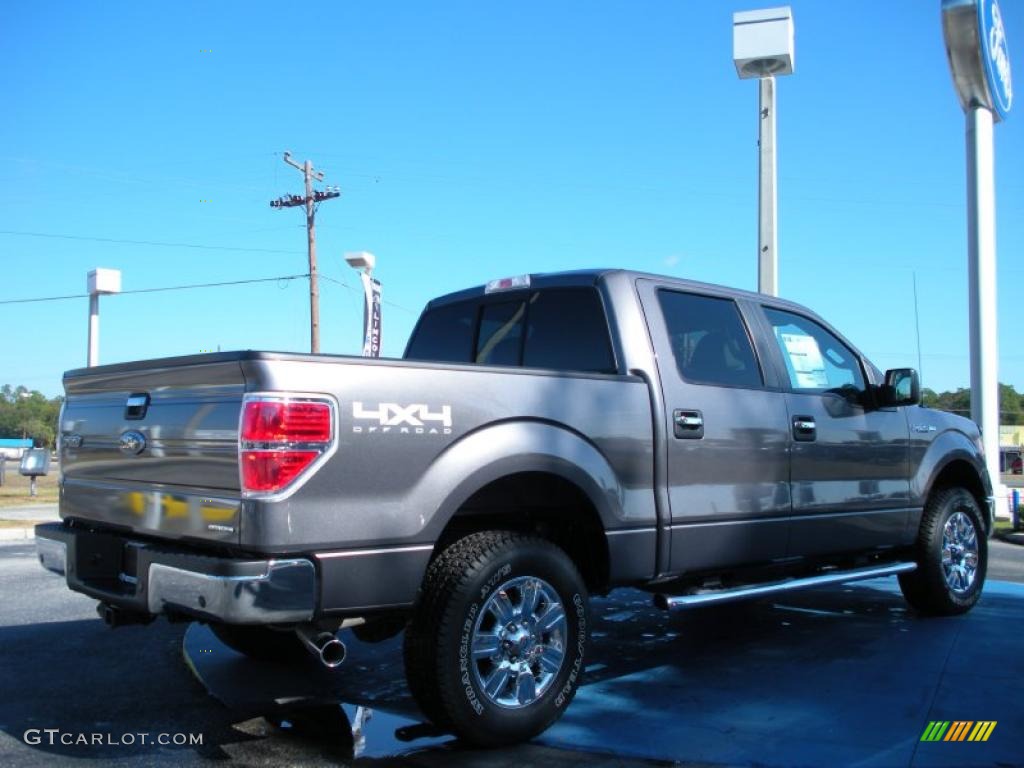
[
  {"x1": 403, "y1": 531, "x2": 589, "y2": 746},
  {"x1": 899, "y1": 487, "x2": 987, "y2": 616},
  {"x1": 209, "y1": 623, "x2": 308, "y2": 662}
]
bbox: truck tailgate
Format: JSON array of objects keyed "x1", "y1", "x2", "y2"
[{"x1": 60, "y1": 355, "x2": 245, "y2": 545}]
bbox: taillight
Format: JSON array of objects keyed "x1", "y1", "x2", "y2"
[
  {"x1": 239, "y1": 395, "x2": 335, "y2": 497},
  {"x1": 242, "y1": 400, "x2": 331, "y2": 442}
]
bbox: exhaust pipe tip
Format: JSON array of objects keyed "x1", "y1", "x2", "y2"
[
  {"x1": 319, "y1": 638, "x2": 346, "y2": 668},
  {"x1": 295, "y1": 625, "x2": 347, "y2": 668}
]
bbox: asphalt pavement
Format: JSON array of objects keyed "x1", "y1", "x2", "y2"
[
  {"x1": 2, "y1": 537, "x2": 1023, "y2": 767},
  {"x1": 0, "y1": 539, "x2": 697, "y2": 768}
]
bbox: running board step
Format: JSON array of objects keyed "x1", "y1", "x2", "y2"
[{"x1": 654, "y1": 561, "x2": 917, "y2": 610}]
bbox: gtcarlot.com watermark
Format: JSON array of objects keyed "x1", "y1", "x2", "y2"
[{"x1": 24, "y1": 729, "x2": 203, "y2": 747}]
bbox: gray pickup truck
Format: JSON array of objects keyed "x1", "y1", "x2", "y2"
[{"x1": 36, "y1": 269, "x2": 993, "y2": 745}]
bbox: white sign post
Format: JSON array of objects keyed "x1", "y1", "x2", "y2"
[{"x1": 942, "y1": 0, "x2": 1013, "y2": 514}]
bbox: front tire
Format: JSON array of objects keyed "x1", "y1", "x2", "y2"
[
  {"x1": 899, "y1": 487, "x2": 987, "y2": 615},
  {"x1": 403, "y1": 531, "x2": 589, "y2": 746}
]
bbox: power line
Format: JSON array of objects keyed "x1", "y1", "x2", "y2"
[
  {"x1": 0, "y1": 229, "x2": 302, "y2": 255},
  {"x1": 320, "y1": 274, "x2": 418, "y2": 314},
  {"x1": 0, "y1": 274, "x2": 309, "y2": 305},
  {"x1": 0, "y1": 270, "x2": 420, "y2": 315}
]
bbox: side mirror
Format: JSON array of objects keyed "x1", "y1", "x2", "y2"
[{"x1": 879, "y1": 368, "x2": 920, "y2": 407}]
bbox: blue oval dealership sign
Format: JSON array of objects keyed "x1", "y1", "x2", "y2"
[{"x1": 979, "y1": 0, "x2": 1013, "y2": 117}]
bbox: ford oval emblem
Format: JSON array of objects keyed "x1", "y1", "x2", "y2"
[
  {"x1": 119, "y1": 431, "x2": 146, "y2": 456},
  {"x1": 64, "y1": 433, "x2": 83, "y2": 449},
  {"x1": 981, "y1": 0, "x2": 1013, "y2": 118}
]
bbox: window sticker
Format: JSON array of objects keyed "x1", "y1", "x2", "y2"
[{"x1": 780, "y1": 332, "x2": 828, "y2": 389}]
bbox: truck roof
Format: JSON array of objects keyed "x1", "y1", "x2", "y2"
[{"x1": 427, "y1": 268, "x2": 810, "y2": 314}]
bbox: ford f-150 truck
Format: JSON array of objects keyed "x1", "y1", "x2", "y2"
[{"x1": 36, "y1": 269, "x2": 993, "y2": 745}]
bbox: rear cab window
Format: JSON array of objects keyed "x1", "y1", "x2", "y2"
[
  {"x1": 405, "y1": 287, "x2": 616, "y2": 374},
  {"x1": 402, "y1": 302, "x2": 476, "y2": 364}
]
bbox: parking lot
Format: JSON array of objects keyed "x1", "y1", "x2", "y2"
[{"x1": 2, "y1": 536, "x2": 1022, "y2": 768}]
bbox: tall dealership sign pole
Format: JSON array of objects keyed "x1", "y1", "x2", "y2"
[
  {"x1": 733, "y1": 7, "x2": 794, "y2": 296},
  {"x1": 942, "y1": 0, "x2": 1013, "y2": 507}
]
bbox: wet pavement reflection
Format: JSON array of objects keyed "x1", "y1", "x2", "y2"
[{"x1": 185, "y1": 579, "x2": 1024, "y2": 767}]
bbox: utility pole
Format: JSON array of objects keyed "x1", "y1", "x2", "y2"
[{"x1": 270, "y1": 151, "x2": 341, "y2": 354}]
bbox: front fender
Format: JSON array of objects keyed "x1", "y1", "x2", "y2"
[
  {"x1": 912, "y1": 427, "x2": 991, "y2": 507},
  {"x1": 413, "y1": 420, "x2": 638, "y2": 543}
]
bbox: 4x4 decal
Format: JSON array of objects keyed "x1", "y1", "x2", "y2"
[{"x1": 352, "y1": 402, "x2": 453, "y2": 435}]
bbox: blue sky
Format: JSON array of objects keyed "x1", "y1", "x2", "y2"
[{"x1": 1, "y1": 1, "x2": 1021, "y2": 397}]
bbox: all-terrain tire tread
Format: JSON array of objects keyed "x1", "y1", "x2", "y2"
[
  {"x1": 403, "y1": 530, "x2": 582, "y2": 741},
  {"x1": 898, "y1": 486, "x2": 985, "y2": 616}
]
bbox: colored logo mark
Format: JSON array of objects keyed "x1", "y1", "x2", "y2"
[{"x1": 920, "y1": 720, "x2": 996, "y2": 742}]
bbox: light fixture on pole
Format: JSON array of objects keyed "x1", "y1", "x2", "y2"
[
  {"x1": 344, "y1": 252, "x2": 382, "y2": 358},
  {"x1": 86, "y1": 268, "x2": 121, "y2": 367},
  {"x1": 942, "y1": 0, "x2": 1013, "y2": 514},
  {"x1": 733, "y1": 7, "x2": 795, "y2": 296}
]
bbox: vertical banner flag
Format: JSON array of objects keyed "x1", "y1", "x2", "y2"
[{"x1": 360, "y1": 272, "x2": 382, "y2": 358}]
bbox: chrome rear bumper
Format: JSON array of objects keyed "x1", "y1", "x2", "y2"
[
  {"x1": 146, "y1": 559, "x2": 315, "y2": 623},
  {"x1": 37, "y1": 536, "x2": 68, "y2": 576},
  {"x1": 35, "y1": 523, "x2": 316, "y2": 624}
]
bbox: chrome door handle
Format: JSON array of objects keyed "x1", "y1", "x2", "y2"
[
  {"x1": 673, "y1": 409, "x2": 704, "y2": 439},
  {"x1": 793, "y1": 415, "x2": 816, "y2": 442}
]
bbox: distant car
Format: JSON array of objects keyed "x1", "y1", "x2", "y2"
[{"x1": 1000, "y1": 448, "x2": 1023, "y2": 475}]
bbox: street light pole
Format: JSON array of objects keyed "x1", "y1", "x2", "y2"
[
  {"x1": 758, "y1": 76, "x2": 778, "y2": 296},
  {"x1": 88, "y1": 293, "x2": 100, "y2": 368},
  {"x1": 344, "y1": 252, "x2": 381, "y2": 358},
  {"x1": 86, "y1": 268, "x2": 121, "y2": 367},
  {"x1": 733, "y1": 7, "x2": 794, "y2": 297}
]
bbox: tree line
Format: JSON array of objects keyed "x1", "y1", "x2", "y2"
[
  {"x1": 0, "y1": 385, "x2": 63, "y2": 448},
  {"x1": 921, "y1": 383, "x2": 1024, "y2": 425}
]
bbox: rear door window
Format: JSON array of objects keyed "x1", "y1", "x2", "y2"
[{"x1": 657, "y1": 290, "x2": 763, "y2": 388}]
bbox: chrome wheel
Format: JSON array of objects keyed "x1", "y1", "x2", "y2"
[
  {"x1": 470, "y1": 576, "x2": 567, "y2": 709},
  {"x1": 941, "y1": 510, "x2": 979, "y2": 594}
]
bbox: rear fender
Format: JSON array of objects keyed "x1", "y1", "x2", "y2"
[{"x1": 414, "y1": 420, "x2": 627, "y2": 542}]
